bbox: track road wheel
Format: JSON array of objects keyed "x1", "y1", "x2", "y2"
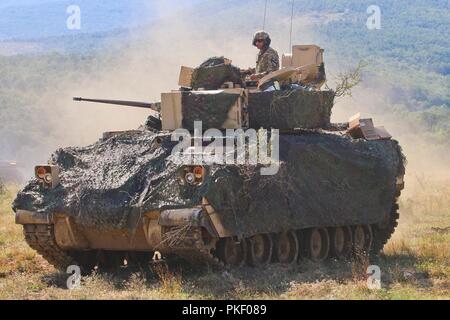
[
  {"x1": 274, "y1": 231, "x2": 299, "y2": 264},
  {"x1": 330, "y1": 226, "x2": 353, "y2": 260},
  {"x1": 247, "y1": 234, "x2": 273, "y2": 266},
  {"x1": 353, "y1": 225, "x2": 373, "y2": 255},
  {"x1": 304, "y1": 228, "x2": 330, "y2": 262},
  {"x1": 216, "y1": 238, "x2": 247, "y2": 267},
  {"x1": 363, "y1": 225, "x2": 373, "y2": 252}
]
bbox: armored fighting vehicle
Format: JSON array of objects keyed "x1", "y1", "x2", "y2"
[{"x1": 13, "y1": 45, "x2": 405, "y2": 270}]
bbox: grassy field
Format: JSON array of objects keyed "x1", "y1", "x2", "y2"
[{"x1": 0, "y1": 180, "x2": 449, "y2": 300}]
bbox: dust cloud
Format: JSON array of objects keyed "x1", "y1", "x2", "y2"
[
  {"x1": 332, "y1": 86, "x2": 450, "y2": 192},
  {"x1": 38, "y1": 2, "x2": 323, "y2": 150}
]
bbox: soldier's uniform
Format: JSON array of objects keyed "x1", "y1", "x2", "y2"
[
  {"x1": 256, "y1": 47, "x2": 280, "y2": 75},
  {"x1": 252, "y1": 31, "x2": 280, "y2": 78}
]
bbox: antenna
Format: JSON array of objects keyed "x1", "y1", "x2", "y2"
[
  {"x1": 289, "y1": 0, "x2": 295, "y2": 53},
  {"x1": 263, "y1": 0, "x2": 268, "y2": 30}
]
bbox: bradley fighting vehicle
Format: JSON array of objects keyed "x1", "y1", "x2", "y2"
[{"x1": 13, "y1": 45, "x2": 405, "y2": 270}]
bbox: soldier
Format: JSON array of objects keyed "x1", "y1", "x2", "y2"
[{"x1": 250, "y1": 31, "x2": 280, "y2": 81}]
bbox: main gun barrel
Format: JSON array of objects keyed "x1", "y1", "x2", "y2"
[{"x1": 73, "y1": 97, "x2": 161, "y2": 113}]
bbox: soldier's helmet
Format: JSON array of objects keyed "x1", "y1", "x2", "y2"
[{"x1": 252, "y1": 31, "x2": 271, "y2": 47}]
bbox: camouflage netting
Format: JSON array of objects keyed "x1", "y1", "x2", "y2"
[
  {"x1": 181, "y1": 91, "x2": 241, "y2": 130},
  {"x1": 205, "y1": 133, "x2": 405, "y2": 236},
  {"x1": 13, "y1": 130, "x2": 405, "y2": 236},
  {"x1": 191, "y1": 57, "x2": 243, "y2": 90},
  {"x1": 13, "y1": 132, "x2": 191, "y2": 230},
  {"x1": 248, "y1": 89, "x2": 334, "y2": 129}
]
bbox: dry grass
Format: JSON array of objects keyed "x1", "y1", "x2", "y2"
[
  {"x1": 0, "y1": 185, "x2": 49, "y2": 277},
  {"x1": 0, "y1": 179, "x2": 449, "y2": 300}
]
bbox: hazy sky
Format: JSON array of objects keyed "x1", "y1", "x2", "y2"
[{"x1": 0, "y1": 0, "x2": 205, "y2": 40}]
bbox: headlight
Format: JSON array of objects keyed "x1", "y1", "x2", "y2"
[
  {"x1": 34, "y1": 165, "x2": 60, "y2": 188},
  {"x1": 181, "y1": 166, "x2": 206, "y2": 186},
  {"x1": 43, "y1": 173, "x2": 53, "y2": 183},
  {"x1": 193, "y1": 166, "x2": 204, "y2": 179},
  {"x1": 185, "y1": 172, "x2": 195, "y2": 184},
  {"x1": 36, "y1": 166, "x2": 47, "y2": 179}
]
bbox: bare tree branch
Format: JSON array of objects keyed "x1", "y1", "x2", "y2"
[{"x1": 327, "y1": 61, "x2": 368, "y2": 101}]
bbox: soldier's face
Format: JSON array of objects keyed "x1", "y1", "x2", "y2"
[{"x1": 255, "y1": 39, "x2": 265, "y2": 50}]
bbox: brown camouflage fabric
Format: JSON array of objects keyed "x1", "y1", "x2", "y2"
[{"x1": 255, "y1": 47, "x2": 280, "y2": 76}]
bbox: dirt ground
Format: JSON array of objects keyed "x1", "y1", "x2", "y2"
[{"x1": 0, "y1": 179, "x2": 449, "y2": 300}]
